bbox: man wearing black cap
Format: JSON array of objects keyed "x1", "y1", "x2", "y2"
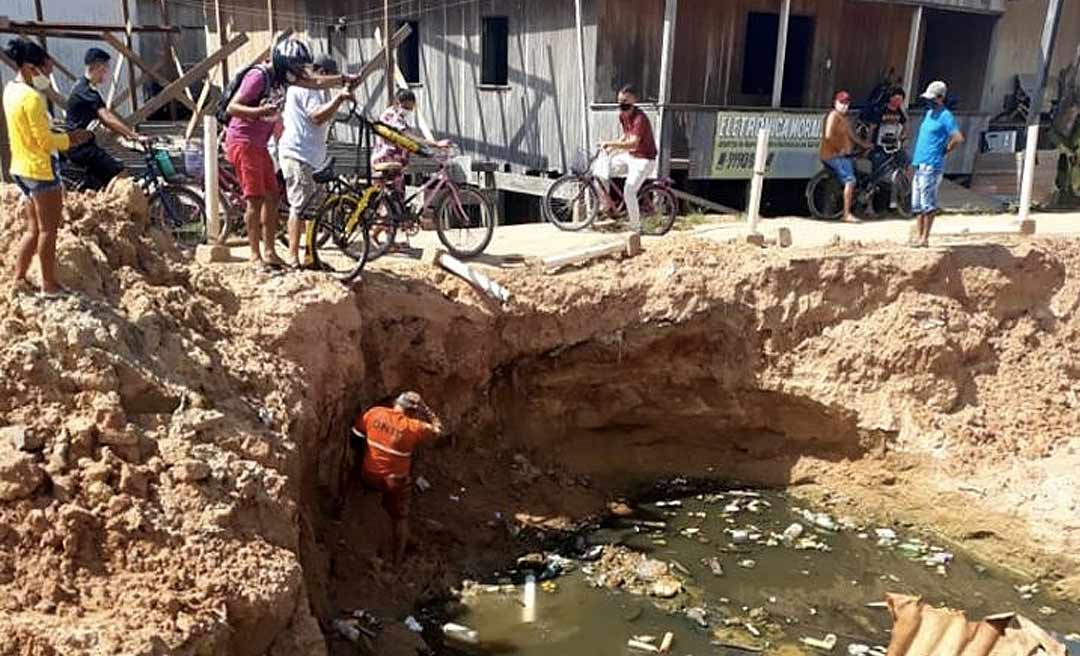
[
  {"x1": 64, "y1": 47, "x2": 144, "y2": 190},
  {"x1": 278, "y1": 53, "x2": 353, "y2": 269}
]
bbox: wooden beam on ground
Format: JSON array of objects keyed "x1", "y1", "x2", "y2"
[
  {"x1": 672, "y1": 188, "x2": 738, "y2": 215},
  {"x1": 185, "y1": 81, "x2": 216, "y2": 140},
  {"x1": 123, "y1": 32, "x2": 248, "y2": 127},
  {"x1": 101, "y1": 32, "x2": 196, "y2": 112},
  {"x1": 0, "y1": 18, "x2": 179, "y2": 34},
  {"x1": 0, "y1": 50, "x2": 65, "y2": 107},
  {"x1": 542, "y1": 234, "x2": 642, "y2": 273}
]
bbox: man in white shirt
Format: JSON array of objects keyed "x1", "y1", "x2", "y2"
[{"x1": 278, "y1": 54, "x2": 353, "y2": 269}]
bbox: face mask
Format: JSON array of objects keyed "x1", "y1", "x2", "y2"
[
  {"x1": 618, "y1": 102, "x2": 633, "y2": 112},
  {"x1": 32, "y1": 75, "x2": 51, "y2": 91},
  {"x1": 834, "y1": 101, "x2": 849, "y2": 113},
  {"x1": 402, "y1": 109, "x2": 415, "y2": 123}
]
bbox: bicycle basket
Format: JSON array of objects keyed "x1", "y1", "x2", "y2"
[{"x1": 569, "y1": 149, "x2": 592, "y2": 175}]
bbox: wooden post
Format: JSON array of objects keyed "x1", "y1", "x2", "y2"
[
  {"x1": 747, "y1": 128, "x2": 770, "y2": 234},
  {"x1": 574, "y1": 0, "x2": 592, "y2": 152},
  {"x1": 267, "y1": 0, "x2": 276, "y2": 36},
  {"x1": 384, "y1": 0, "x2": 393, "y2": 104},
  {"x1": 1018, "y1": 0, "x2": 1064, "y2": 224},
  {"x1": 121, "y1": 0, "x2": 139, "y2": 113},
  {"x1": 771, "y1": 0, "x2": 791, "y2": 108},
  {"x1": 657, "y1": 0, "x2": 678, "y2": 175},
  {"x1": 214, "y1": 0, "x2": 229, "y2": 85},
  {"x1": 124, "y1": 33, "x2": 249, "y2": 126},
  {"x1": 33, "y1": 0, "x2": 45, "y2": 52},
  {"x1": 902, "y1": 6, "x2": 922, "y2": 100},
  {"x1": 204, "y1": 115, "x2": 221, "y2": 242}
]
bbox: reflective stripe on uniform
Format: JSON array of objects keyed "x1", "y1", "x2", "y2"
[{"x1": 368, "y1": 439, "x2": 412, "y2": 458}]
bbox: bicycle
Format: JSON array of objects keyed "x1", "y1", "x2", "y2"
[
  {"x1": 60, "y1": 138, "x2": 207, "y2": 247},
  {"x1": 542, "y1": 149, "x2": 678, "y2": 235},
  {"x1": 365, "y1": 145, "x2": 495, "y2": 260},
  {"x1": 805, "y1": 144, "x2": 913, "y2": 220}
]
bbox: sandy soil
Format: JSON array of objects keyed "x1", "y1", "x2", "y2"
[{"x1": 0, "y1": 181, "x2": 1078, "y2": 655}]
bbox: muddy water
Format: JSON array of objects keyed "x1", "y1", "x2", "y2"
[{"x1": 445, "y1": 490, "x2": 1080, "y2": 656}]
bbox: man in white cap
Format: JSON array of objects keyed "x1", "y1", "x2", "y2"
[{"x1": 910, "y1": 80, "x2": 964, "y2": 247}]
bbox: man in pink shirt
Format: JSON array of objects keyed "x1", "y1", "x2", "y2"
[{"x1": 224, "y1": 38, "x2": 357, "y2": 270}]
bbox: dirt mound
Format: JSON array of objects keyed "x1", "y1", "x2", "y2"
[{"x1": 2, "y1": 182, "x2": 1079, "y2": 654}]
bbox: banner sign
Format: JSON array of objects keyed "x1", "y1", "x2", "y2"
[{"x1": 711, "y1": 110, "x2": 826, "y2": 179}]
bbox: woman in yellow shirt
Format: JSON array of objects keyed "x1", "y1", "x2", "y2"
[{"x1": 3, "y1": 39, "x2": 91, "y2": 297}]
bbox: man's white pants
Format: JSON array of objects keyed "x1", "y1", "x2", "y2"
[{"x1": 592, "y1": 151, "x2": 657, "y2": 228}]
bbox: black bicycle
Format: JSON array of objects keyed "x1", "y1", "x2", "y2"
[
  {"x1": 60, "y1": 138, "x2": 206, "y2": 247},
  {"x1": 805, "y1": 145, "x2": 913, "y2": 220}
]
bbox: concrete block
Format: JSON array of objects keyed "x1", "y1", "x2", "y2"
[
  {"x1": 777, "y1": 227, "x2": 793, "y2": 248},
  {"x1": 1019, "y1": 219, "x2": 1036, "y2": 235},
  {"x1": 1, "y1": 425, "x2": 42, "y2": 452},
  {"x1": 745, "y1": 233, "x2": 766, "y2": 247},
  {"x1": 194, "y1": 245, "x2": 231, "y2": 264},
  {"x1": 625, "y1": 233, "x2": 643, "y2": 257}
]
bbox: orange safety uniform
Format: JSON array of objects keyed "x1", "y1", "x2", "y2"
[{"x1": 353, "y1": 406, "x2": 436, "y2": 519}]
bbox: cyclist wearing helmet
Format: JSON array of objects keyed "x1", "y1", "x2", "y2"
[{"x1": 224, "y1": 37, "x2": 356, "y2": 270}]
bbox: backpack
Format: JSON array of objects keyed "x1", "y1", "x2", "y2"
[{"x1": 215, "y1": 64, "x2": 272, "y2": 127}]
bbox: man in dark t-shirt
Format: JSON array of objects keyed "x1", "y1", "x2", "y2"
[
  {"x1": 593, "y1": 84, "x2": 657, "y2": 233},
  {"x1": 863, "y1": 88, "x2": 909, "y2": 178},
  {"x1": 65, "y1": 48, "x2": 143, "y2": 190}
]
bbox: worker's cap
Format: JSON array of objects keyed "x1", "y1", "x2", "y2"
[
  {"x1": 394, "y1": 391, "x2": 424, "y2": 412},
  {"x1": 921, "y1": 80, "x2": 948, "y2": 99},
  {"x1": 834, "y1": 90, "x2": 851, "y2": 104},
  {"x1": 313, "y1": 53, "x2": 339, "y2": 75}
]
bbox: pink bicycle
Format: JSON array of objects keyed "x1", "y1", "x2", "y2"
[{"x1": 367, "y1": 145, "x2": 495, "y2": 259}]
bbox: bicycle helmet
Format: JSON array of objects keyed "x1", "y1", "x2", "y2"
[{"x1": 271, "y1": 37, "x2": 313, "y2": 85}]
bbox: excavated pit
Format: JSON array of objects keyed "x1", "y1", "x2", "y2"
[{"x1": 1, "y1": 181, "x2": 1079, "y2": 655}]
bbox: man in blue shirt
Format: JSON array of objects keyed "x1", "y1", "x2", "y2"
[{"x1": 911, "y1": 80, "x2": 964, "y2": 247}]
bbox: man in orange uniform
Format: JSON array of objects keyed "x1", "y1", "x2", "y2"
[{"x1": 352, "y1": 391, "x2": 444, "y2": 565}]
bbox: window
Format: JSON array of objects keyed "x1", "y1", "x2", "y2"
[
  {"x1": 740, "y1": 12, "x2": 814, "y2": 106},
  {"x1": 397, "y1": 20, "x2": 420, "y2": 84},
  {"x1": 741, "y1": 12, "x2": 779, "y2": 97},
  {"x1": 481, "y1": 16, "x2": 509, "y2": 86}
]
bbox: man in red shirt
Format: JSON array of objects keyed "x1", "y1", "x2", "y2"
[
  {"x1": 352, "y1": 391, "x2": 444, "y2": 566},
  {"x1": 594, "y1": 84, "x2": 658, "y2": 233}
]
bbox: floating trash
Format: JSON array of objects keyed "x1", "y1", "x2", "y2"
[
  {"x1": 404, "y1": 615, "x2": 423, "y2": 633},
  {"x1": 801, "y1": 633, "x2": 838, "y2": 651},
  {"x1": 738, "y1": 559, "x2": 757, "y2": 569},
  {"x1": 443, "y1": 622, "x2": 479, "y2": 645},
  {"x1": 782, "y1": 522, "x2": 805, "y2": 542}
]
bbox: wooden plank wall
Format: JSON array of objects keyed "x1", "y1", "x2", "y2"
[
  {"x1": 339, "y1": 0, "x2": 596, "y2": 174},
  {"x1": 592, "y1": 0, "x2": 665, "y2": 101},
  {"x1": 671, "y1": 0, "x2": 915, "y2": 108}
]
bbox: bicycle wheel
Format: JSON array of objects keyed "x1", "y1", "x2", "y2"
[
  {"x1": 309, "y1": 197, "x2": 371, "y2": 274},
  {"x1": 805, "y1": 170, "x2": 844, "y2": 220},
  {"x1": 434, "y1": 187, "x2": 495, "y2": 258},
  {"x1": 544, "y1": 174, "x2": 598, "y2": 231},
  {"x1": 891, "y1": 169, "x2": 914, "y2": 218},
  {"x1": 366, "y1": 192, "x2": 400, "y2": 260},
  {"x1": 638, "y1": 185, "x2": 678, "y2": 236},
  {"x1": 150, "y1": 185, "x2": 207, "y2": 248}
]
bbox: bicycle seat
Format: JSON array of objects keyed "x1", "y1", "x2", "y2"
[{"x1": 313, "y1": 158, "x2": 337, "y2": 184}]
